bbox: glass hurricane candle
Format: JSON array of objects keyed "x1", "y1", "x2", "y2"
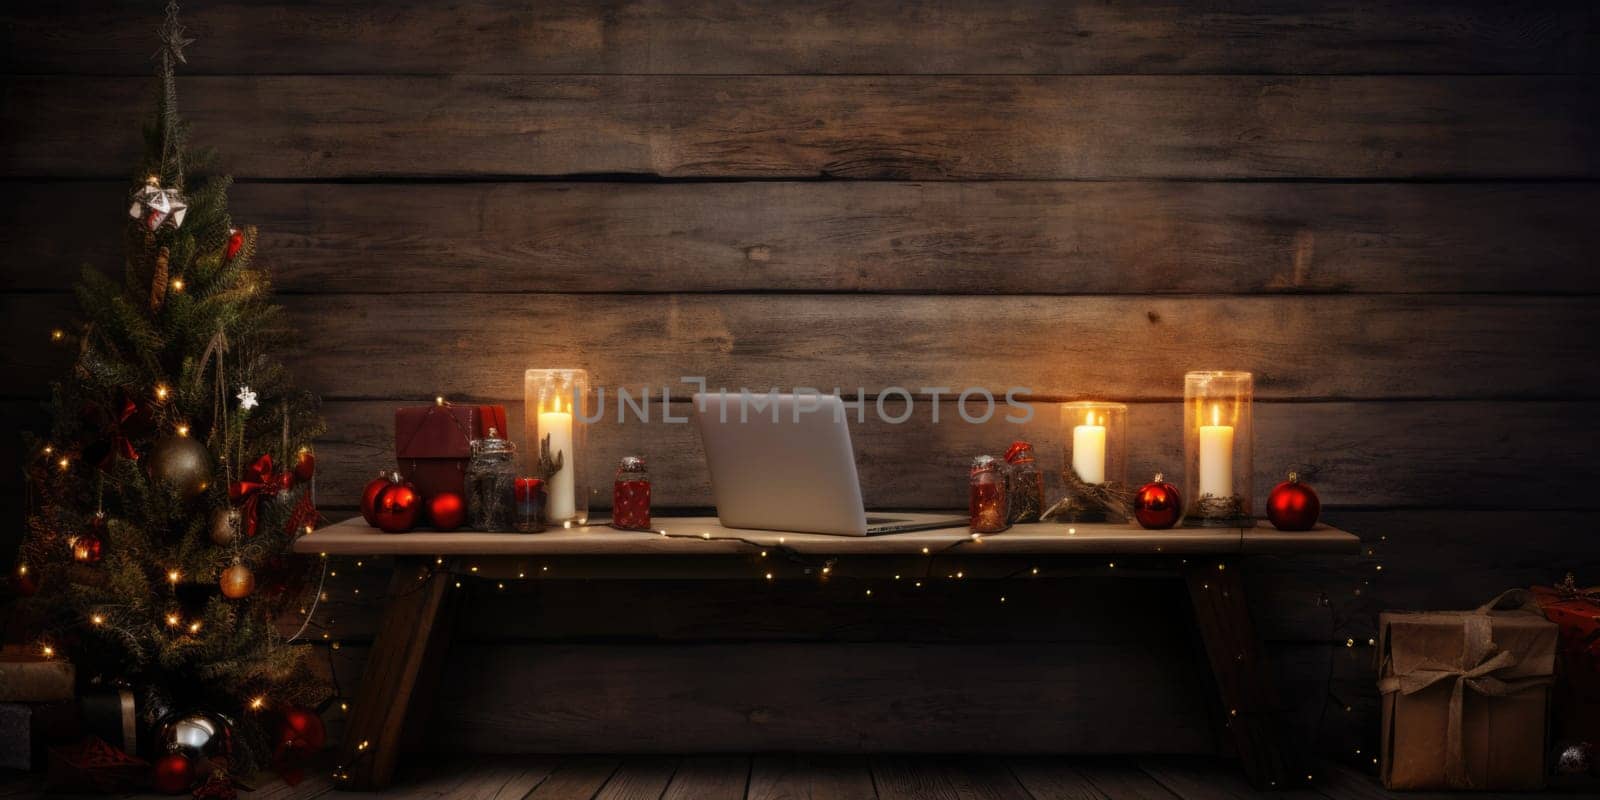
[
  {"x1": 524, "y1": 369, "x2": 590, "y2": 527},
  {"x1": 1058, "y1": 401, "x2": 1128, "y2": 521},
  {"x1": 1182, "y1": 371, "x2": 1254, "y2": 526}
]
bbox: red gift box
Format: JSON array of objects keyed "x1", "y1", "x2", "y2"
[
  {"x1": 395, "y1": 404, "x2": 508, "y2": 501},
  {"x1": 1531, "y1": 573, "x2": 1600, "y2": 741}
]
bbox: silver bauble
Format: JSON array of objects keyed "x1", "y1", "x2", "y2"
[
  {"x1": 160, "y1": 711, "x2": 235, "y2": 760},
  {"x1": 1557, "y1": 741, "x2": 1594, "y2": 775},
  {"x1": 209, "y1": 508, "x2": 240, "y2": 545},
  {"x1": 145, "y1": 435, "x2": 213, "y2": 500}
]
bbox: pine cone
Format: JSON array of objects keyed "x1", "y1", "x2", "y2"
[{"x1": 149, "y1": 246, "x2": 170, "y2": 311}]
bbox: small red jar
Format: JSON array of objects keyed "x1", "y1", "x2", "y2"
[
  {"x1": 612, "y1": 456, "x2": 652, "y2": 531},
  {"x1": 969, "y1": 455, "x2": 1010, "y2": 534}
]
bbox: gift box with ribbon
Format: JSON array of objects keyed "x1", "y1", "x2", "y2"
[
  {"x1": 395, "y1": 403, "x2": 508, "y2": 501},
  {"x1": 1532, "y1": 573, "x2": 1600, "y2": 741},
  {"x1": 1378, "y1": 590, "x2": 1557, "y2": 790}
]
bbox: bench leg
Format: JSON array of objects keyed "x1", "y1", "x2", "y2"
[
  {"x1": 1184, "y1": 558, "x2": 1298, "y2": 790},
  {"x1": 334, "y1": 557, "x2": 456, "y2": 791}
]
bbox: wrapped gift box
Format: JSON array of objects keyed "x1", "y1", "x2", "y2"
[
  {"x1": 0, "y1": 702, "x2": 78, "y2": 770},
  {"x1": 1378, "y1": 590, "x2": 1557, "y2": 791},
  {"x1": 1532, "y1": 574, "x2": 1600, "y2": 741},
  {"x1": 0, "y1": 644, "x2": 74, "y2": 702},
  {"x1": 394, "y1": 404, "x2": 507, "y2": 501}
]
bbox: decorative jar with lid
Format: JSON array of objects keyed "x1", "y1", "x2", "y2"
[{"x1": 467, "y1": 427, "x2": 517, "y2": 531}]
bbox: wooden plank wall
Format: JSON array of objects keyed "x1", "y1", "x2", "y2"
[{"x1": 2, "y1": 0, "x2": 1597, "y2": 758}]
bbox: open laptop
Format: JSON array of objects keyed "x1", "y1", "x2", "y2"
[{"x1": 692, "y1": 392, "x2": 967, "y2": 536}]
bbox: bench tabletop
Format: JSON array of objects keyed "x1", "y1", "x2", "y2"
[{"x1": 295, "y1": 513, "x2": 1360, "y2": 557}]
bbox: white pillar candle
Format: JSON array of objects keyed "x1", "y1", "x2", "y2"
[
  {"x1": 1198, "y1": 403, "x2": 1234, "y2": 498},
  {"x1": 539, "y1": 396, "x2": 576, "y2": 521},
  {"x1": 1071, "y1": 412, "x2": 1107, "y2": 484}
]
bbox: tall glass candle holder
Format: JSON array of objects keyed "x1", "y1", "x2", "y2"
[
  {"x1": 524, "y1": 369, "x2": 590, "y2": 527},
  {"x1": 1057, "y1": 401, "x2": 1128, "y2": 521},
  {"x1": 1182, "y1": 371, "x2": 1253, "y2": 527}
]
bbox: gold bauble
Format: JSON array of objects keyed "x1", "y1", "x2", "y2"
[
  {"x1": 145, "y1": 435, "x2": 213, "y2": 500},
  {"x1": 219, "y1": 561, "x2": 255, "y2": 599},
  {"x1": 209, "y1": 508, "x2": 240, "y2": 545}
]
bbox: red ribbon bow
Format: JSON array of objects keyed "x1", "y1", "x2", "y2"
[
  {"x1": 229, "y1": 454, "x2": 282, "y2": 538},
  {"x1": 82, "y1": 391, "x2": 150, "y2": 471}
]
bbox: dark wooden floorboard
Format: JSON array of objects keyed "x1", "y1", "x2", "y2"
[
  {"x1": 1135, "y1": 757, "x2": 1323, "y2": 800},
  {"x1": 442, "y1": 756, "x2": 564, "y2": 800},
  {"x1": 240, "y1": 770, "x2": 339, "y2": 800},
  {"x1": 0, "y1": 773, "x2": 45, "y2": 799},
  {"x1": 872, "y1": 756, "x2": 962, "y2": 800},
  {"x1": 662, "y1": 756, "x2": 750, "y2": 800},
  {"x1": 941, "y1": 757, "x2": 1035, "y2": 800},
  {"x1": 4, "y1": 756, "x2": 1596, "y2": 798},
  {"x1": 1006, "y1": 757, "x2": 1120, "y2": 800},
  {"x1": 747, "y1": 755, "x2": 878, "y2": 800},
  {"x1": 1068, "y1": 760, "x2": 1180, "y2": 800},
  {"x1": 594, "y1": 756, "x2": 679, "y2": 800},
  {"x1": 524, "y1": 756, "x2": 623, "y2": 800}
]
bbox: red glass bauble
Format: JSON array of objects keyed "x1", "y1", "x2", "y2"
[
  {"x1": 359, "y1": 472, "x2": 391, "y2": 527},
  {"x1": 1134, "y1": 473, "x2": 1182, "y2": 530},
  {"x1": 151, "y1": 752, "x2": 197, "y2": 794},
  {"x1": 374, "y1": 479, "x2": 420, "y2": 533},
  {"x1": 72, "y1": 532, "x2": 105, "y2": 564},
  {"x1": 224, "y1": 228, "x2": 244, "y2": 261},
  {"x1": 1267, "y1": 472, "x2": 1321, "y2": 531},
  {"x1": 427, "y1": 491, "x2": 466, "y2": 531},
  {"x1": 276, "y1": 706, "x2": 327, "y2": 755},
  {"x1": 292, "y1": 448, "x2": 316, "y2": 485}
]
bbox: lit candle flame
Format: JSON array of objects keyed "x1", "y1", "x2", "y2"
[{"x1": 1211, "y1": 403, "x2": 1221, "y2": 427}]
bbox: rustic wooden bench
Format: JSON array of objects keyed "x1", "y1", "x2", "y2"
[{"x1": 295, "y1": 515, "x2": 1360, "y2": 791}]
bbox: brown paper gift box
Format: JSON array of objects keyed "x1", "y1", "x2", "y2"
[{"x1": 1378, "y1": 590, "x2": 1557, "y2": 791}]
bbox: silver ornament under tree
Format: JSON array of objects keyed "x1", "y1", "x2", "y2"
[
  {"x1": 160, "y1": 709, "x2": 235, "y2": 762},
  {"x1": 145, "y1": 435, "x2": 212, "y2": 500}
]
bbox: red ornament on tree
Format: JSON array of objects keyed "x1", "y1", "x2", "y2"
[
  {"x1": 1267, "y1": 471, "x2": 1321, "y2": 531},
  {"x1": 224, "y1": 228, "x2": 244, "y2": 262},
  {"x1": 373, "y1": 475, "x2": 420, "y2": 533},
  {"x1": 73, "y1": 512, "x2": 108, "y2": 563},
  {"x1": 359, "y1": 471, "x2": 391, "y2": 527},
  {"x1": 1134, "y1": 473, "x2": 1182, "y2": 530},
  {"x1": 427, "y1": 491, "x2": 466, "y2": 531},
  {"x1": 150, "y1": 751, "x2": 196, "y2": 794},
  {"x1": 292, "y1": 447, "x2": 315, "y2": 485}
]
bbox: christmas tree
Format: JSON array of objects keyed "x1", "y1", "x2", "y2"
[{"x1": 11, "y1": 1, "x2": 328, "y2": 774}]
